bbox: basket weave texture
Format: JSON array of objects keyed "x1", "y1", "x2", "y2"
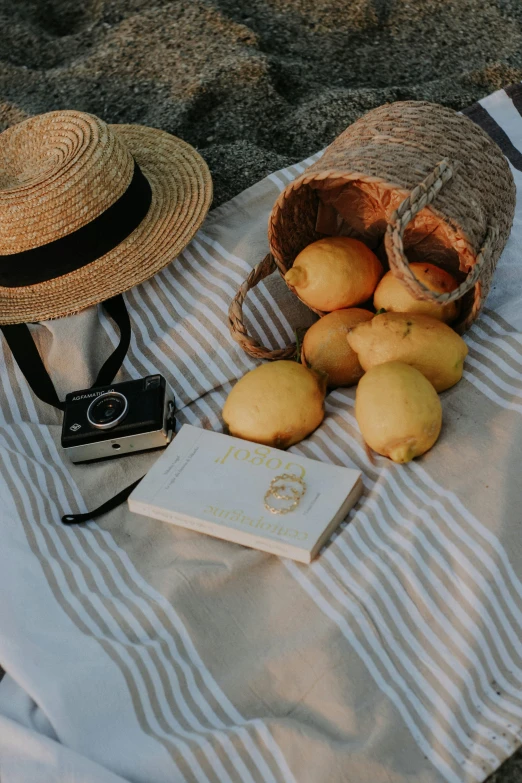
[{"x1": 229, "y1": 101, "x2": 516, "y2": 359}]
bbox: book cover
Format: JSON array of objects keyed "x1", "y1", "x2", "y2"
[{"x1": 128, "y1": 424, "x2": 363, "y2": 563}]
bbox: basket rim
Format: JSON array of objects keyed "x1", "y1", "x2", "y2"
[{"x1": 268, "y1": 167, "x2": 477, "y2": 274}]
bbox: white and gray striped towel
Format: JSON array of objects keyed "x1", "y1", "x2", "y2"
[{"x1": 1, "y1": 85, "x2": 522, "y2": 783}]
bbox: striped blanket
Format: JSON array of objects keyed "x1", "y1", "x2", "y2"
[{"x1": 1, "y1": 85, "x2": 522, "y2": 783}]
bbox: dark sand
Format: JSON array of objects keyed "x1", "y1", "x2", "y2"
[
  {"x1": 2, "y1": 0, "x2": 522, "y2": 206},
  {"x1": 1, "y1": 1, "x2": 522, "y2": 779}
]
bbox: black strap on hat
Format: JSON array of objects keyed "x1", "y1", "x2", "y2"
[
  {"x1": 0, "y1": 161, "x2": 152, "y2": 287},
  {"x1": 0, "y1": 294, "x2": 145, "y2": 525}
]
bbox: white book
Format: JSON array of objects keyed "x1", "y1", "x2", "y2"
[{"x1": 128, "y1": 424, "x2": 363, "y2": 564}]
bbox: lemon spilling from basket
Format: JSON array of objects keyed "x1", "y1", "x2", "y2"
[
  {"x1": 373, "y1": 262, "x2": 460, "y2": 324},
  {"x1": 223, "y1": 237, "x2": 468, "y2": 464},
  {"x1": 346, "y1": 311, "x2": 468, "y2": 393},
  {"x1": 302, "y1": 308, "x2": 373, "y2": 387},
  {"x1": 284, "y1": 237, "x2": 383, "y2": 311},
  {"x1": 223, "y1": 361, "x2": 326, "y2": 449},
  {"x1": 355, "y1": 362, "x2": 442, "y2": 463}
]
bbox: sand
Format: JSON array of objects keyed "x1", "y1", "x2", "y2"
[
  {"x1": 2, "y1": 0, "x2": 522, "y2": 206},
  {"x1": 1, "y1": 1, "x2": 522, "y2": 779}
]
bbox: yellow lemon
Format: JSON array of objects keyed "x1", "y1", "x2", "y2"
[
  {"x1": 355, "y1": 361, "x2": 442, "y2": 463},
  {"x1": 302, "y1": 308, "x2": 373, "y2": 387},
  {"x1": 346, "y1": 311, "x2": 468, "y2": 392},
  {"x1": 222, "y1": 361, "x2": 326, "y2": 449},
  {"x1": 284, "y1": 236, "x2": 383, "y2": 311},
  {"x1": 373, "y1": 263, "x2": 460, "y2": 323}
]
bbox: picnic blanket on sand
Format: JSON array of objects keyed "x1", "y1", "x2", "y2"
[{"x1": 2, "y1": 86, "x2": 522, "y2": 783}]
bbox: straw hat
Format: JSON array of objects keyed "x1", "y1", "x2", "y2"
[{"x1": 0, "y1": 110, "x2": 213, "y2": 324}]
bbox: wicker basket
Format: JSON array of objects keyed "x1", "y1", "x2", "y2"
[{"x1": 229, "y1": 100, "x2": 515, "y2": 359}]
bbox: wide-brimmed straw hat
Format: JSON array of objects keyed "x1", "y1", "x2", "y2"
[{"x1": 0, "y1": 110, "x2": 213, "y2": 324}]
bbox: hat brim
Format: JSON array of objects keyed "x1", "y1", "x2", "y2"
[{"x1": 0, "y1": 124, "x2": 213, "y2": 324}]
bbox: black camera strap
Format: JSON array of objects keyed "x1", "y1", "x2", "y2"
[
  {"x1": 1, "y1": 320, "x2": 65, "y2": 410},
  {"x1": 61, "y1": 476, "x2": 144, "y2": 525},
  {"x1": 0, "y1": 294, "x2": 131, "y2": 410},
  {"x1": 1, "y1": 294, "x2": 145, "y2": 524}
]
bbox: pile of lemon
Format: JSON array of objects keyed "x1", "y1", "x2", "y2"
[{"x1": 224, "y1": 237, "x2": 468, "y2": 464}]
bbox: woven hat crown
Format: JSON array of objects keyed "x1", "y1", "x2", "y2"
[{"x1": 0, "y1": 110, "x2": 134, "y2": 255}]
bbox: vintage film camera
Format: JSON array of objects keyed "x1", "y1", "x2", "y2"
[{"x1": 61, "y1": 375, "x2": 175, "y2": 463}]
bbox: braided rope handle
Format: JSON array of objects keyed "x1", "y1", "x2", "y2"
[
  {"x1": 385, "y1": 158, "x2": 499, "y2": 303},
  {"x1": 228, "y1": 252, "x2": 297, "y2": 360}
]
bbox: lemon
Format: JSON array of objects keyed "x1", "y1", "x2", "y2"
[
  {"x1": 373, "y1": 263, "x2": 460, "y2": 323},
  {"x1": 284, "y1": 236, "x2": 383, "y2": 311},
  {"x1": 302, "y1": 308, "x2": 373, "y2": 387},
  {"x1": 222, "y1": 361, "x2": 326, "y2": 449},
  {"x1": 355, "y1": 361, "x2": 442, "y2": 463},
  {"x1": 347, "y1": 311, "x2": 468, "y2": 392}
]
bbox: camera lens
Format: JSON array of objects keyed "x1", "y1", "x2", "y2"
[{"x1": 87, "y1": 392, "x2": 128, "y2": 430}]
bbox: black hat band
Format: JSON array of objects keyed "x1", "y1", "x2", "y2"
[{"x1": 0, "y1": 160, "x2": 152, "y2": 288}]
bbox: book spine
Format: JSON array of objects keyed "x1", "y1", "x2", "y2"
[
  {"x1": 308, "y1": 477, "x2": 364, "y2": 560},
  {"x1": 128, "y1": 500, "x2": 312, "y2": 564}
]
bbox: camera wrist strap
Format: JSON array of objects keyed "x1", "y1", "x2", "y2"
[
  {"x1": 61, "y1": 476, "x2": 144, "y2": 525},
  {"x1": 0, "y1": 294, "x2": 144, "y2": 525}
]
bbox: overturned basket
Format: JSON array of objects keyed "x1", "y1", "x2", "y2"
[{"x1": 229, "y1": 100, "x2": 515, "y2": 359}]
